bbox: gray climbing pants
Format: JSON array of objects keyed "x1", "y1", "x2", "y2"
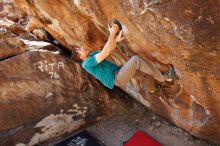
[{"x1": 114, "y1": 55, "x2": 166, "y2": 86}]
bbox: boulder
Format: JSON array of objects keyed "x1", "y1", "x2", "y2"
[
  {"x1": 7, "y1": 0, "x2": 220, "y2": 145},
  {"x1": 0, "y1": 28, "x2": 126, "y2": 146}
]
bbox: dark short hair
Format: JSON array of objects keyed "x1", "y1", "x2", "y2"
[
  {"x1": 109, "y1": 19, "x2": 122, "y2": 31},
  {"x1": 71, "y1": 50, "x2": 82, "y2": 63}
]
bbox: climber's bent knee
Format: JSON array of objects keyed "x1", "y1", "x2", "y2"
[
  {"x1": 130, "y1": 55, "x2": 139, "y2": 61},
  {"x1": 131, "y1": 55, "x2": 141, "y2": 68}
]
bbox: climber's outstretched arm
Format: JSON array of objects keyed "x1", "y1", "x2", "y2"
[
  {"x1": 95, "y1": 33, "x2": 117, "y2": 63},
  {"x1": 95, "y1": 24, "x2": 124, "y2": 63}
]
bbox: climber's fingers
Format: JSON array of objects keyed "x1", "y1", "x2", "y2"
[
  {"x1": 116, "y1": 37, "x2": 124, "y2": 42},
  {"x1": 116, "y1": 30, "x2": 124, "y2": 42},
  {"x1": 118, "y1": 37, "x2": 124, "y2": 42},
  {"x1": 118, "y1": 30, "x2": 123, "y2": 36},
  {"x1": 108, "y1": 24, "x2": 111, "y2": 31}
]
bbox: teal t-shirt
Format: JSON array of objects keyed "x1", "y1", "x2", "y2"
[{"x1": 82, "y1": 51, "x2": 119, "y2": 89}]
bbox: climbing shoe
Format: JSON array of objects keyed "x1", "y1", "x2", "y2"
[{"x1": 165, "y1": 64, "x2": 175, "y2": 82}]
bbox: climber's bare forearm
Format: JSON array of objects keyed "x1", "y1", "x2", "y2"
[{"x1": 95, "y1": 34, "x2": 117, "y2": 63}]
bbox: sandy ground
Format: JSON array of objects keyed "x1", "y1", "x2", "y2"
[{"x1": 87, "y1": 97, "x2": 214, "y2": 146}]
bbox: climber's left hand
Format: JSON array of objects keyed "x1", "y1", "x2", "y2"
[{"x1": 115, "y1": 30, "x2": 124, "y2": 42}]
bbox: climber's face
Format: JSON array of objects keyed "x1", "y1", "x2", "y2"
[{"x1": 76, "y1": 46, "x2": 90, "y2": 60}]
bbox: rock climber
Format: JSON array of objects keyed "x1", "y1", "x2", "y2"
[{"x1": 74, "y1": 19, "x2": 175, "y2": 92}]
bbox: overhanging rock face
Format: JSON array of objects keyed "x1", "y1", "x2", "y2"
[
  {"x1": 0, "y1": 23, "x2": 126, "y2": 145},
  {"x1": 11, "y1": 0, "x2": 220, "y2": 145},
  {"x1": 0, "y1": 50, "x2": 123, "y2": 146}
]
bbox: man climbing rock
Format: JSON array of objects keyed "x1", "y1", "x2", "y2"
[{"x1": 75, "y1": 20, "x2": 175, "y2": 92}]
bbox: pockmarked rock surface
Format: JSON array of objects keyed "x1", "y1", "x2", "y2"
[
  {"x1": 8, "y1": 0, "x2": 220, "y2": 145},
  {"x1": 0, "y1": 27, "x2": 126, "y2": 146},
  {"x1": 0, "y1": 0, "x2": 25, "y2": 22},
  {"x1": 0, "y1": 30, "x2": 27, "y2": 60}
]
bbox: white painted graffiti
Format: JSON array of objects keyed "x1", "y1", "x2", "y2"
[{"x1": 34, "y1": 61, "x2": 65, "y2": 79}]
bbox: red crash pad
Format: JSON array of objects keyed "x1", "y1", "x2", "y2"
[{"x1": 124, "y1": 131, "x2": 162, "y2": 146}]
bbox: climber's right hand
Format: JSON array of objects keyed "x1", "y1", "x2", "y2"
[{"x1": 108, "y1": 24, "x2": 119, "y2": 36}]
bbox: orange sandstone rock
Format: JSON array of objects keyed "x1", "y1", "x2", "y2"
[{"x1": 7, "y1": 0, "x2": 220, "y2": 145}]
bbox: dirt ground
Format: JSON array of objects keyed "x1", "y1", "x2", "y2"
[{"x1": 87, "y1": 97, "x2": 215, "y2": 146}]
